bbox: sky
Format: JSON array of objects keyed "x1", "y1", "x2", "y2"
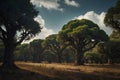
[{"x1": 28, "y1": 0, "x2": 118, "y2": 41}]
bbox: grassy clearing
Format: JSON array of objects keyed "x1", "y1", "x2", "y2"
[{"x1": 0, "y1": 62, "x2": 120, "y2": 80}]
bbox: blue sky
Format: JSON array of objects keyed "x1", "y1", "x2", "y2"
[{"x1": 30, "y1": 0, "x2": 117, "y2": 40}]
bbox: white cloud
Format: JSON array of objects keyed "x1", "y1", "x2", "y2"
[
  {"x1": 31, "y1": 0, "x2": 63, "y2": 11},
  {"x1": 34, "y1": 15, "x2": 55, "y2": 39},
  {"x1": 34, "y1": 15, "x2": 45, "y2": 27},
  {"x1": 23, "y1": 15, "x2": 55, "y2": 43},
  {"x1": 75, "y1": 11, "x2": 112, "y2": 35},
  {"x1": 64, "y1": 0, "x2": 79, "y2": 7}
]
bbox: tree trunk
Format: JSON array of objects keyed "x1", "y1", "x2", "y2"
[
  {"x1": 38, "y1": 52, "x2": 42, "y2": 63},
  {"x1": 108, "y1": 58, "x2": 113, "y2": 64},
  {"x1": 2, "y1": 40, "x2": 17, "y2": 69},
  {"x1": 65, "y1": 53, "x2": 70, "y2": 63},
  {"x1": 75, "y1": 49, "x2": 84, "y2": 65},
  {"x1": 57, "y1": 52, "x2": 62, "y2": 63}
]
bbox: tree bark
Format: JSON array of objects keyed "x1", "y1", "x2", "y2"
[
  {"x1": 2, "y1": 40, "x2": 17, "y2": 69},
  {"x1": 57, "y1": 52, "x2": 62, "y2": 63},
  {"x1": 108, "y1": 58, "x2": 114, "y2": 64},
  {"x1": 75, "y1": 49, "x2": 84, "y2": 65}
]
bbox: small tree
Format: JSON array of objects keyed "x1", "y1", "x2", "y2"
[
  {"x1": 43, "y1": 34, "x2": 67, "y2": 63},
  {"x1": 0, "y1": 0, "x2": 41, "y2": 68},
  {"x1": 62, "y1": 46, "x2": 75, "y2": 63},
  {"x1": 84, "y1": 52, "x2": 103, "y2": 64},
  {"x1": 15, "y1": 44, "x2": 30, "y2": 62},
  {"x1": 58, "y1": 19, "x2": 108, "y2": 65},
  {"x1": 97, "y1": 40, "x2": 120, "y2": 64},
  {"x1": 30, "y1": 39, "x2": 45, "y2": 62}
]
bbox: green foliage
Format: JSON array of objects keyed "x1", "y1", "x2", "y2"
[
  {"x1": 0, "y1": 0, "x2": 41, "y2": 67},
  {"x1": 29, "y1": 39, "x2": 44, "y2": 62},
  {"x1": 14, "y1": 44, "x2": 31, "y2": 61},
  {"x1": 30, "y1": 39, "x2": 44, "y2": 50},
  {"x1": 59, "y1": 19, "x2": 108, "y2": 46},
  {"x1": 84, "y1": 52, "x2": 104, "y2": 64},
  {"x1": 0, "y1": 0, "x2": 41, "y2": 45},
  {"x1": 110, "y1": 30, "x2": 120, "y2": 41},
  {"x1": 41, "y1": 51, "x2": 57, "y2": 63},
  {"x1": 97, "y1": 40, "x2": 120, "y2": 64},
  {"x1": 43, "y1": 34, "x2": 68, "y2": 63},
  {"x1": 14, "y1": 39, "x2": 45, "y2": 62},
  {"x1": 58, "y1": 19, "x2": 108, "y2": 65},
  {"x1": 62, "y1": 46, "x2": 76, "y2": 63},
  {"x1": 43, "y1": 34, "x2": 58, "y2": 47},
  {"x1": 104, "y1": 0, "x2": 120, "y2": 31}
]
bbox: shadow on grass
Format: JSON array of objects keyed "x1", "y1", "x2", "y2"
[
  {"x1": 0, "y1": 66, "x2": 59, "y2": 80},
  {"x1": 48, "y1": 68, "x2": 120, "y2": 80},
  {"x1": 85, "y1": 64, "x2": 120, "y2": 69},
  {"x1": 0, "y1": 64, "x2": 120, "y2": 80}
]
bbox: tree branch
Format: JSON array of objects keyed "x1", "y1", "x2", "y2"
[
  {"x1": 83, "y1": 42, "x2": 98, "y2": 52},
  {"x1": 60, "y1": 44, "x2": 68, "y2": 53},
  {"x1": 0, "y1": 27, "x2": 7, "y2": 41},
  {"x1": 16, "y1": 32, "x2": 29, "y2": 46},
  {"x1": 49, "y1": 45, "x2": 57, "y2": 53}
]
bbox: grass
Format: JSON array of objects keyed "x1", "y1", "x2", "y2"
[{"x1": 0, "y1": 62, "x2": 120, "y2": 80}]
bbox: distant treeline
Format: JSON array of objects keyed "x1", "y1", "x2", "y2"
[{"x1": 0, "y1": 29, "x2": 120, "y2": 64}]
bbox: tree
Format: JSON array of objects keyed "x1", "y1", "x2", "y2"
[
  {"x1": 0, "y1": 40, "x2": 4, "y2": 62},
  {"x1": 15, "y1": 44, "x2": 31, "y2": 62},
  {"x1": 30, "y1": 39, "x2": 45, "y2": 62},
  {"x1": 84, "y1": 52, "x2": 104, "y2": 64},
  {"x1": 97, "y1": 40, "x2": 120, "y2": 64},
  {"x1": 0, "y1": 0, "x2": 41, "y2": 68},
  {"x1": 62, "y1": 46, "x2": 76, "y2": 63},
  {"x1": 104, "y1": 0, "x2": 120, "y2": 31},
  {"x1": 97, "y1": 31, "x2": 120, "y2": 64},
  {"x1": 110, "y1": 30, "x2": 120, "y2": 40},
  {"x1": 43, "y1": 34, "x2": 67, "y2": 63},
  {"x1": 58, "y1": 19, "x2": 108, "y2": 65},
  {"x1": 42, "y1": 50, "x2": 56, "y2": 63}
]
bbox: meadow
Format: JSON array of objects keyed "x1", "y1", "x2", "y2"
[{"x1": 0, "y1": 62, "x2": 120, "y2": 80}]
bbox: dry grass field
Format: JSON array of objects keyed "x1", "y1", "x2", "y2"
[{"x1": 0, "y1": 62, "x2": 120, "y2": 80}]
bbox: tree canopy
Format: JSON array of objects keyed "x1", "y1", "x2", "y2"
[
  {"x1": 58, "y1": 19, "x2": 108, "y2": 65},
  {"x1": 43, "y1": 34, "x2": 67, "y2": 63},
  {"x1": 30, "y1": 39, "x2": 44, "y2": 62},
  {"x1": 104, "y1": 0, "x2": 120, "y2": 31},
  {"x1": 0, "y1": 0, "x2": 41, "y2": 44},
  {"x1": 0, "y1": 0, "x2": 41, "y2": 68}
]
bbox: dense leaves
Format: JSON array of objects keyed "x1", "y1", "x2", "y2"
[
  {"x1": 104, "y1": 0, "x2": 120, "y2": 31},
  {"x1": 0, "y1": 0, "x2": 41, "y2": 43},
  {"x1": 58, "y1": 19, "x2": 108, "y2": 65},
  {"x1": 30, "y1": 39, "x2": 45, "y2": 62},
  {"x1": 0, "y1": 0, "x2": 41, "y2": 68},
  {"x1": 97, "y1": 40, "x2": 120, "y2": 64},
  {"x1": 97, "y1": 31, "x2": 120, "y2": 64},
  {"x1": 43, "y1": 34, "x2": 68, "y2": 63}
]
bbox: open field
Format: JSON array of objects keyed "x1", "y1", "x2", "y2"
[{"x1": 0, "y1": 62, "x2": 120, "y2": 80}]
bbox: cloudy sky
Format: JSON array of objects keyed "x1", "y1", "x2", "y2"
[{"x1": 30, "y1": 0, "x2": 117, "y2": 40}]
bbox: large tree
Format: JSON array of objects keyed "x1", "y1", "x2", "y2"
[
  {"x1": 30, "y1": 39, "x2": 45, "y2": 63},
  {"x1": 58, "y1": 19, "x2": 108, "y2": 65},
  {"x1": 0, "y1": 0, "x2": 41, "y2": 68},
  {"x1": 104, "y1": 0, "x2": 120, "y2": 31},
  {"x1": 43, "y1": 34, "x2": 67, "y2": 63}
]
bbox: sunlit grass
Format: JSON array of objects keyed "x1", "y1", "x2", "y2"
[
  {"x1": 0, "y1": 62, "x2": 120, "y2": 80},
  {"x1": 16, "y1": 62, "x2": 120, "y2": 80}
]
